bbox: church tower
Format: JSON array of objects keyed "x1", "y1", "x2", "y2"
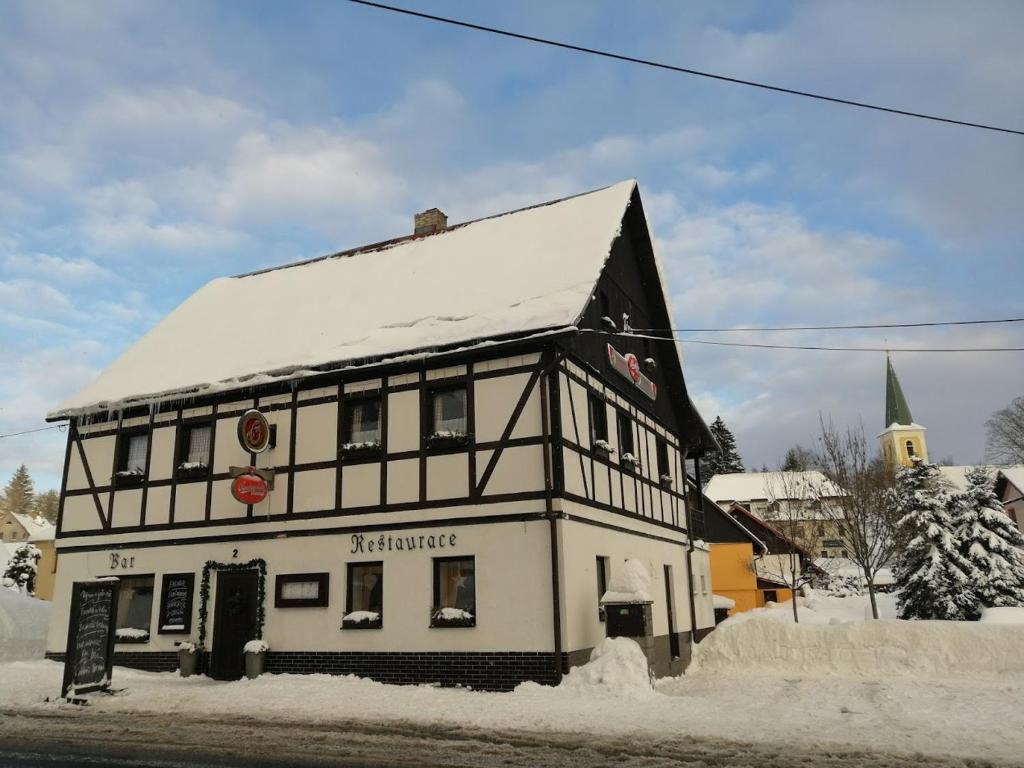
[{"x1": 878, "y1": 355, "x2": 928, "y2": 470}]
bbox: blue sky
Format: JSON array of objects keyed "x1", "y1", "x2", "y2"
[{"x1": 2, "y1": 0, "x2": 1023, "y2": 489}]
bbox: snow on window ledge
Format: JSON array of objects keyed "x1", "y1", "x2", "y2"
[
  {"x1": 114, "y1": 468, "x2": 145, "y2": 484},
  {"x1": 339, "y1": 441, "x2": 382, "y2": 458},
  {"x1": 176, "y1": 461, "x2": 208, "y2": 478},
  {"x1": 621, "y1": 452, "x2": 640, "y2": 469},
  {"x1": 430, "y1": 607, "x2": 476, "y2": 628},
  {"x1": 243, "y1": 639, "x2": 269, "y2": 654},
  {"x1": 115, "y1": 627, "x2": 150, "y2": 643},
  {"x1": 593, "y1": 439, "x2": 614, "y2": 455},
  {"x1": 659, "y1": 473, "x2": 673, "y2": 487},
  {"x1": 341, "y1": 610, "x2": 382, "y2": 629},
  {"x1": 426, "y1": 430, "x2": 469, "y2": 449}
]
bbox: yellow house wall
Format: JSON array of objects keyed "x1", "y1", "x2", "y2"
[
  {"x1": 709, "y1": 542, "x2": 758, "y2": 615},
  {"x1": 33, "y1": 540, "x2": 57, "y2": 601}
]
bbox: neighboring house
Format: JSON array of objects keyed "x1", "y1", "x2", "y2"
[
  {"x1": 702, "y1": 494, "x2": 768, "y2": 615},
  {"x1": 0, "y1": 512, "x2": 56, "y2": 600},
  {"x1": 994, "y1": 467, "x2": 1024, "y2": 534},
  {"x1": 725, "y1": 502, "x2": 821, "y2": 604},
  {"x1": 704, "y1": 471, "x2": 847, "y2": 558},
  {"x1": 43, "y1": 180, "x2": 720, "y2": 689}
]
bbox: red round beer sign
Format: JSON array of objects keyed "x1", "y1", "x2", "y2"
[
  {"x1": 231, "y1": 473, "x2": 268, "y2": 505},
  {"x1": 625, "y1": 353, "x2": 642, "y2": 383},
  {"x1": 237, "y1": 409, "x2": 270, "y2": 453}
]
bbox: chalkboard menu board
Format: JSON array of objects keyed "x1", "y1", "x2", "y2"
[
  {"x1": 61, "y1": 579, "x2": 119, "y2": 699},
  {"x1": 158, "y1": 573, "x2": 195, "y2": 634}
]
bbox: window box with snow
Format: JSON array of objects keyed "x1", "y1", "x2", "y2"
[
  {"x1": 340, "y1": 397, "x2": 382, "y2": 461},
  {"x1": 656, "y1": 439, "x2": 672, "y2": 488},
  {"x1": 115, "y1": 574, "x2": 154, "y2": 643},
  {"x1": 175, "y1": 421, "x2": 212, "y2": 480},
  {"x1": 430, "y1": 556, "x2": 475, "y2": 628},
  {"x1": 342, "y1": 562, "x2": 382, "y2": 629},
  {"x1": 114, "y1": 431, "x2": 149, "y2": 486},
  {"x1": 425, "y1": 387, "x2": 470, "y2": 451}
]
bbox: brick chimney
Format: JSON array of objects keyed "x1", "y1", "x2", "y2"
[{"x1": 414, "y1": 208, "x2": 447, "y2": 235}]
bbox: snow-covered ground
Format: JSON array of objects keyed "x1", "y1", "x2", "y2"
[
  {"x1": 2, "y1": 594, "x2": 1022, "y2": 764},
  {"x1": 1, "y1": 591, "x2": 1020, "y2": 761}
]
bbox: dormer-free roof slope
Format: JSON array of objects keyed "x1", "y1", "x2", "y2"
[{"x1": 51, "y1": 180, "x2": 641, "y2": 418}]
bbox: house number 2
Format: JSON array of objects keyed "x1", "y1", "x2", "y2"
[{"x1": 110, "y1": 553, "x2": 136, "y2": 569}]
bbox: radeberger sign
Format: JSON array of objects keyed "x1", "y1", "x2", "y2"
[
  {"x1": 237, "y1": 409, "x2": 271, "y2": 453},
  {"x1": 606, "y1": 344, "x2": 657, "y2": 400},
  {"x1": 231, "y1": 473, "x2": 269, "y2": 505}
]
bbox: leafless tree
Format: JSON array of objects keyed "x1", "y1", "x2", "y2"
[
  {"x1": 812, "y1": 417, "x2": 899, "y2": 619},
  {"x1": 986, "y1": 396, "x2": 1024, "y2": 464},
  {"x1": 758, "y1": 471, "x2": 821, "y2": 623}
]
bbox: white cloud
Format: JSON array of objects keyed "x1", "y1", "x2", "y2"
[{"x1": 4, "y1": 252, "x2": 111, "y2": 281}]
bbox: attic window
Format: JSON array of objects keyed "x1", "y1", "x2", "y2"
[
  {"x1": 427, "y1": 387, "x2": 468, "y2": 448},
  {"x1": 116, "y1": 432, "x2": 148, "y2": 482},
  {"x1": 177, "y1": 423, "x2": 211, "y2": 476},
  {"x1": 344, "y1": 397, "x2": 382, "y2": 445}
]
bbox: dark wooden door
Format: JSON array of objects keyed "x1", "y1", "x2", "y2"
[{"x1": 210, "y1": 570, "x2": 258, "y2": 681}]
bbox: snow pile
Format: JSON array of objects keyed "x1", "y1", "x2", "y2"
[
  {"x1": 516, "y1": 637, "x2": 653, "y2": 699},
  {"x1": 980, "y1": 606, "x2": 1024, "y2": 624},
  {"x1": 691, "y1": 612, "x2": 1024, "y2": 679},
  {"x1": 712, "y1": 594, "x2": 735, "y2": 610},
  {"x1": 243, "y1": 639, "x2": 269, "y2": 654},
  {"x1": 601, "y1": 558, "x2": 652, "y2": 604},
  {"x1": 722, "y1": 589, "x2": 897, "y2": 626},
  {"x1": 115, "y1": 627, "x2": 150, "y2": 641},
  {"x1": 0, "y1": 586, "x2": 51, "y2": 662}
]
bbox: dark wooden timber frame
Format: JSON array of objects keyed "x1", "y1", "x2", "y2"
[{"x1": 57, "y1": 342, "x2": 693, "y2": 545}]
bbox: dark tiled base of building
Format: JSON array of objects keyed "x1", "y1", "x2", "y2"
[
  {"x1": 266, "y1": 651, "x2": 560, "y2": 691},
  {"x1": 45, "y1": 629, "x2": 716, "y2": 691},
  {"x1": 47, "y1": 650, "x2": 561, "y2": 691}
]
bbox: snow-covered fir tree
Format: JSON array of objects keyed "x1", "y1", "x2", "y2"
[
  {"x1": 892, "y1": 460, "x2": 978, "y2": 621},
  {"x1": 952, "y1": 467, "x2": 1024, "y2": 617},
  {"x1": 703, "y1": 416, "x2": 744, "y2": 483},
  {"x1": 3, "y1": 542, "x2": 41, "y2": 595}
]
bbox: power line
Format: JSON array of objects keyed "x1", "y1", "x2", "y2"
[
  {"x1": 0, "y1": 425, "x2": 64, "y2": 439},
  {"x1": 584, "y1": 329, "x2": 1024, "y2": 353},
  {"x1": 630, "y1": 317, "x2": 1024, "y2": 333},
  {"x1": 347, "y1": 0, "x2": 1024, "y2": 137}
]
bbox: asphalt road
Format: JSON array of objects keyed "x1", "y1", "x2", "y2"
[{"x1": 0, "y1": 710, "x2": 1014, "y2": 768}]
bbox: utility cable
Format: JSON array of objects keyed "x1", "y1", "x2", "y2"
[{"x1": 347, "y1": 0, "x2": 1024, "y2": 137}]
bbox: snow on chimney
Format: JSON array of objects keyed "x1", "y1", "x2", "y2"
[{"x1": 414, "y1": 208, "x2": 447, "y2": 235}]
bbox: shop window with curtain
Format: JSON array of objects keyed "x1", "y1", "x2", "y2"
[
  {"x1": 427, "y1": 387, "x2": 468, "y2": 448},
  {"x1": 342, "y1": 562, "x2": 382, "y2": 628},
  {"x1": 340, "y1": 397, "x2": 382, "y2": 458},
  {"x1": 115, "y1": 575, "x2": 154, "y2": 643},
  {"x1": 431, "y1": 556, "x2": 475, "y2": 627}
]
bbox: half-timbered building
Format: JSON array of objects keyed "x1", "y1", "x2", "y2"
[{"x1": 45, "y1": 179, "x2": 718, "y2": 690}]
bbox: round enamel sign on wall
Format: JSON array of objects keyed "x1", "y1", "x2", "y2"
[
  {"x1": 231, "y1": 473, "x2": 268, "y2": 504},
  {"x1": 237, "y1": 409, "x2": 271, "y2": 453}
]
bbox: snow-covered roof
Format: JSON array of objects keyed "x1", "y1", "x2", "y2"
[
  {"x1": 11, "y1": 514, "x2": 55, "y2": 541},
  {"x1": 705, "y1": 471, "x2": 844, "y2": 504},
  {"x1": 936, "y1": 465, "x2": 994, "y2": 492},
  {"x1": 997, "y1": 466, "x2": 1024, "y2": 495},
  {"x1": 50, "y1": 180, "x2": 639, "y2": 418}
]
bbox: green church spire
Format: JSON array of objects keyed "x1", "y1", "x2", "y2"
[{"x1": 885, "y1": 354, "x2": 914, "y2": 427}]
